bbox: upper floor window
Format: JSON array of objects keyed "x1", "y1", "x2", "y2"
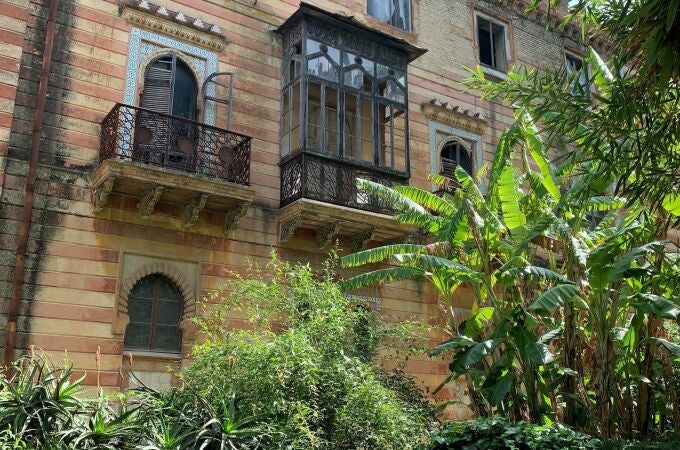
[
  {"x1": 367, "y1": 0, "x2": 411, "y2": 32},
  {"x1": 565, "y1": 53, "x2": 590, "y2": 97},
  {"x1": 477, "y1": 15, "x2": 508, "y2": 72},
  {"x1": 440, "y1": 139, "x2": 473, "y2": 177},
  {"x1": 279, "y1": 20, "x2": 412, "y2": 174},
  {"x1": 141, "y1": 54, "x2": 198, "y2": 120},
  {"x1": 124, "y1": 274, "x2": 183, "y2": 354}
]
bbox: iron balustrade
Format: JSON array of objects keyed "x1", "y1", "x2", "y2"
[
  {"x1": 280, "y1": 151, "x2": 407, "y2": 215},
  {"x1": 100, "y1": 103, "x2": 251, "y2": 185}
]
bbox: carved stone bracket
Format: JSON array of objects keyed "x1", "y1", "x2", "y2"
[
  {"x1": 93, "y1": 176, "x2": 115, "y2": 213},
  {"x1": 183, "y1": 193, "x2": 209, "y2": 229},
  {"x1": 224, "y1": 200, "x2": 250, "y2": 234},
  {"x1": 352, "y1": 228, "x2": 376, "y2": 252},
  {"x1": 279, "y1": 215, "x2": 302, "y2": 243},
  {"x1": 316, "y1": 222, "x2": 340, "y2": 249},
  {"x1": 138, "y1": 185, "x2": 164, "y2": 219},
  {"x1": 404, "y1": 229, "x2": 427, "y2": 245}
]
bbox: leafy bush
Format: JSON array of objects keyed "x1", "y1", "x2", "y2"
[
  {"x1": 430, "y1": 416, "x2": 601, "y2": 450},
  {"x1": 183, "y1": 253, "x2": 434, "y2": 449}
]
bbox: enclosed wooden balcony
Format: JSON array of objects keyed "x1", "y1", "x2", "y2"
[{"x1": 91, "y1": 103, "x2": 255, "y2": 233}]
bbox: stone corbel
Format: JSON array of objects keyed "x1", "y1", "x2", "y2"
[
  {"x1": 316, "y1": 222, "x2": 340, "y2": 249},
  {"x1": 279, "y1": 215, "x2": 302, "y2": 243},
  {"x1": 224, "y1": 200, "x2": 250, "y2": 234},
  {"x1": 138, "y1": 185, "x2": 165, "y2": 219},
  {"x1": 352, "y1": 228, "x2": 376, "y2": 252},
  {"x1": 183, "y1": 193, "x2": 209, "y2": 229},
  {"x1": 93, "y1": 176, "x2": 115, "y2": 212}
]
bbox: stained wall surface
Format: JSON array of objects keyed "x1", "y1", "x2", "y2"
[{"x1": 0, "y1": 0, "x2": 592, "y2": 417}]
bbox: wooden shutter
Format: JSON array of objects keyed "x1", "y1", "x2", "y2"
[
  {"x1": 141, "y1": 56, "x2": 174, "y2": 114},
  {"x1": 440, "y1": 157, "x2": 458, "y2": 176}
]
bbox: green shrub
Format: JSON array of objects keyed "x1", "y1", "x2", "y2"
[
  {"x1": 183, "y1": 253, "x2": 433, "y2": 449},
  {"x1": 430, "y1": 416, "x2": 601, "y2": 450}
]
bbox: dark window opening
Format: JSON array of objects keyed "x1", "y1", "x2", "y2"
[
  {"x1": 477, "y1": 16, "x2": 507, "y2": 72},
  {"x1": 565, "y1": 53, "x2": 590, "y2": 97},
  {"x1": 367, "y1": 0, "x2": 411, "y2": 31},
  {"x1": 124, "y1": 274, "x2": 183, "y2": 354},
  {"x1": 440, "y1": 140, "x2": 473, "y2": 176}
]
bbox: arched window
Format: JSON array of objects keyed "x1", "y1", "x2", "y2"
[
  {"x1": 141, "y1": 54, "x2": 198, "y2": 120},
  {"x1": 136, "y1": 54, "x2": 199, "y2": 170},
  {"x1": 440, "y1": 140, "x2": 473, "y2": 177},
  {"x1": 124, "y1": 274, "x2": 183, "y2": 354}
]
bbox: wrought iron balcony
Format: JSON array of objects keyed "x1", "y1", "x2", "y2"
[
  {"x1": 100, "y1": 103, "x2": 251, "y2": 185},
  {"x1": 280, "y1": 151, "x2": 407, "y2": 215}
]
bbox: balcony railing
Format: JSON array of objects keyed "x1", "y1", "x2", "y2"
[
  {"x1": 280, "y1": 151, "x2": 408, "y2": 215},
  {"x1": 100, "y1": 103, "x2": 251, "y2": 185}
]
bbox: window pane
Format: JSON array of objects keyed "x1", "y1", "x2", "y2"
[
  {"x1": 325, "y1": 86, "x2": 339, "y2": 155},
  {"x1": 154, "y1": 325, "x2": 181, "y2": 353},
  {"x1": 478, "y1": 18, "x2": 493, "y2": 67},
  {"x1": 307, "y1": 82, "x2": 321, "y2": 149},
  {"x1": 359, "y1": 97, "x2": 374, "y2": 164},
  {"x1": 281, "y1": 90, "x2": 290, "y2": 156},
  {"x1": 308, "y1": 56, "x2": 338, "y2": 81},
  {"x1": 291, "y1": 82, "x2": 301, "y2": 152},
  {"x1": 156, "y1": 299, "x2": 182, "y2": 326},
  {"x1": 393, "y1": 108, "x2": 407, "y2": 172},
  {"x1": 378, "y1": 104, "x2": 391, "y2": 168},
  {"x1": 344, "y1": 94, "x2": 359, "y2": 159},
  {"x1": 367, "y1": 0, "x2": 410, "y2": 31},
  {"x1": 172, "y1": 61, "x2": 197, "y2": 120},
  {"x1": 124, "y1": 323, "x2": 151, "y2": 350},
  {"x1": 491, "y1": 24, "x2": 507, "y2": 71}
]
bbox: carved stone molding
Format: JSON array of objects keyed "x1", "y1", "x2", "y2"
[
  {"x1": 138, "y1": 185, "x2": 164, "y2": 219},
  {"x1": 121, "y1": 1, "x2": 228, "y2": 51},
  {"x1": 352, "y1": 228, "x2": 376, "y2": 252},
  {"x1": 183, "y1": 194, "x2": 209, "y2": 229},
  {"x1": 422, "y1": 100, "x2": 488, "y2": 135},
  {"x1": 279, "y1": 215, "x2": 302, "y2": 243},
  {"x1": 113, "y1": 260, "x2": 196, "y2": 338},
  {"x1": 92, "y1": 176, "x2": 115, "y2": 212},
  {"x1": 316, "y1": 222, "x2": 340, "y2": 249},
  {"x1": 224, "y1": 200, "x2": 251, "y2": 234}
]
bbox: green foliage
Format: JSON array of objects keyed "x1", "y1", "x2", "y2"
[
  {"x1": 183, "y1": 253, "x2": 434, "y2": 449},
  {"x1": 0, "y1": 357, "x2": 268, "y2": 449},
  {"x1": 340, "y1": 93, "x2": 680, "y2": 439},
  {"x1": 430, "y1": 416, "x2": 601, "y2": 450}
]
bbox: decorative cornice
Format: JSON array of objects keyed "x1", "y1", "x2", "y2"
[
  {"x1": 120, "y1": 1, "x2": 228, "y2": 51},
  {"x1": 421, "y1": 99, "x2": 488, "y2": 135}
]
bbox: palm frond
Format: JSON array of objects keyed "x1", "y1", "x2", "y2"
[{"x1": 340, "y1": 267, "x2": 427, "y2": 290}]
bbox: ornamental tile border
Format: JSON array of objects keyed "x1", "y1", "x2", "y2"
[{"x1": 124, "y1": 27, "x2": 218, "y2": 125}]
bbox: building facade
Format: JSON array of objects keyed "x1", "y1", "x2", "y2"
[{"x1": 0, "y1": 0, "x2": 604, "y2": 416}]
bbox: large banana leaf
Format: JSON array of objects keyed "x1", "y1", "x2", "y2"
[
  {"x1": 499, "y1": 166, "x2": 527, "y2": 239},
  {"x1": 393, "y1": 185, "x2": 456, "y2": 216},
  {"x1": 499, "y1": 265, "x2": 573, "y2": 286},
  {"x1": 340, "y1": 267, "x2": 426, "y2": 291},
  {"x1": 529, "y1": 284, "x2": 581, "y2": 312},
  {"x1": 356, "y1": 178, "x2": 425, "y2": 214},
  {"x1": 340, "y1": 244, "x2": 426, "y2": 267},
  {"x1": 521, "y1": 111, "x2": 561, "y2": 201}
]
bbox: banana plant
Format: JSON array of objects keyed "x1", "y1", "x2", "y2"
[{"x1": 341, "y1": 107, "x2": 680, "y2": 435}]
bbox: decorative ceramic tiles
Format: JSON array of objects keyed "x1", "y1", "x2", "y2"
[{"x1": 124, "y1": 27, "x2": 218, "y2": 125}]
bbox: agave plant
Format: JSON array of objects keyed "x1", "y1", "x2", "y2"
[
  {"x1": 340, "y1": 109, "x2": 680, "y2": 438},
  {"x1": 0, "y1": 357, "x2": 83, "y2": 446}
]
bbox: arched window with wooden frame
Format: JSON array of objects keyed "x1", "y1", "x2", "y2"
[
  {"x1": 440, "y1": 139, "x2": 473, "y2": 177},
  {"x1": 123, "y1": 274, "x2": 184, "y2": 354},
  {"x1": 134, "y1": 53, "x2": 199, "y2": 171}
]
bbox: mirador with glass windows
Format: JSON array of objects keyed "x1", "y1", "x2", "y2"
[{"x1": 276, "y1": 3, "x2": 424, "y2": 214}]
